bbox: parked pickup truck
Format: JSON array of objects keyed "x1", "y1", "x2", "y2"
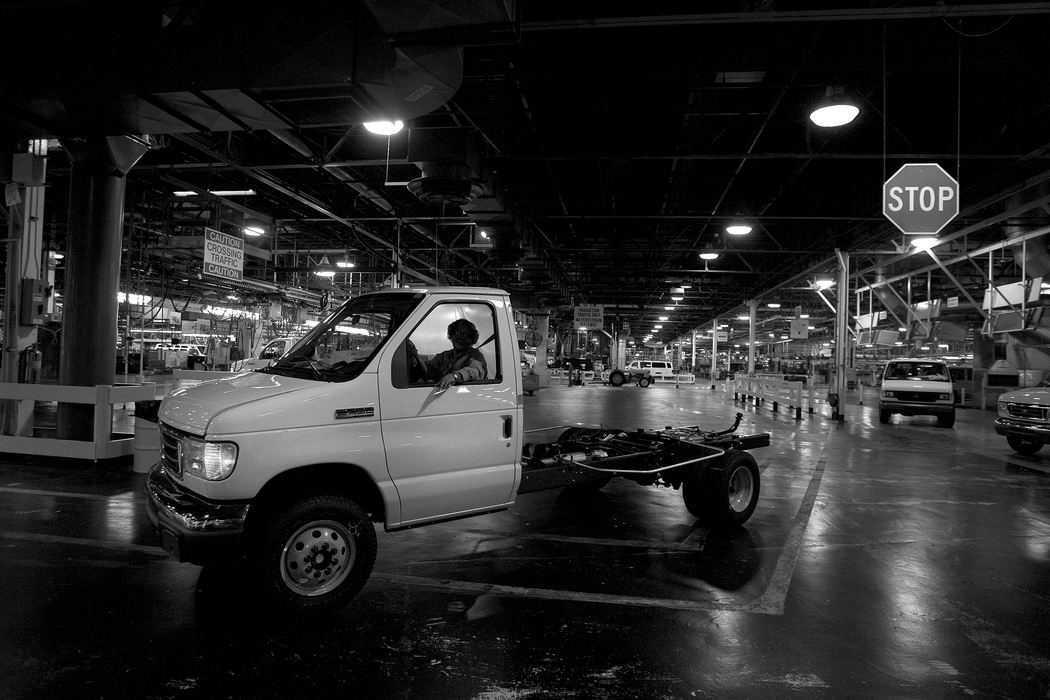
[
  {"x1": 995, "y1": 377, "x2": 1050, "y2": 454},
  {"x1": 146, "y1": 287, "x2": 770, "y2": 612}
]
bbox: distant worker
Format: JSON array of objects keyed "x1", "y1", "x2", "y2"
[{"x1": 411, "y1": 319, "x2": 487, "y2": 390}]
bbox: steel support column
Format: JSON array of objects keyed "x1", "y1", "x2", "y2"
[
  {"x1": 711, "y1": 319, "x2": 718, "y2": 387},
  {"x1": 747, "y1": 299, "x2": 757, "y2": 375},
  {"x1": 833, "y1": 249, "x2": 850, "y2": 422},
  {"x1": 57, "y1": 136, "x2": 149, "y2": 441}
]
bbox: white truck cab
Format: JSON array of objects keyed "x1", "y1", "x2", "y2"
[
  {"x1": 995, "y1": 377, "x2": 1050, "y2": 454},
  {"x1": 146, "y1": 287, "x2": 522, "y2": 611},
  {"x1": 879, "y1": 358, "x2": 956, "y2": 427}
]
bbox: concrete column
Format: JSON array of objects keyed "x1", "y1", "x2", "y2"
[{"x1": 57, "y1": 136, "x2": 148, "y2": 440}]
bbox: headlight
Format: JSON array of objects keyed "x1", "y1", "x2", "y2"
[
  {"x1": 179, "y1": 437, "x2": 238, "y2": 480},
  {"x1": 882, "y1": 391, "x2": 896, "y2": 398},
  {"x1": 938, "y1": 393, "x2": 952, "y2": 401}
]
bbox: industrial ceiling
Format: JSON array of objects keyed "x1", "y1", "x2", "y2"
[{"x1": 4, "y1": 1, "x2": 1050, "y2": 346}]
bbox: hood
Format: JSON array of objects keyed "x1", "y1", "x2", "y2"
[
  {"x1": 999, "y1": 386, "x2": 1050, "y2": 405},
  {"x1": 159, "y1": 371, "x2": 315, "y2": 435}
]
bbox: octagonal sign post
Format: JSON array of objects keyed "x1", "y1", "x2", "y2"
[{"x1": 882, "y1": 163, "x2": 959, "y2": 235}]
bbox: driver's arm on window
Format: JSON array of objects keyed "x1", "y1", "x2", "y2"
[{"x1": 434, "y1": 351, "x2": 486, "y2": 390}]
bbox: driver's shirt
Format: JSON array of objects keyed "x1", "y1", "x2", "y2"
[{"x1": 424, "y1": 348, "x2": 487, "y2": 382}]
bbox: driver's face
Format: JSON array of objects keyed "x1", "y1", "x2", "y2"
[{"x1": 449, "y1": 336, "x2": 472, "y2": 351}]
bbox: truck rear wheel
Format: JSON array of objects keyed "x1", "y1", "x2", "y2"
[
  {"x1": 608, "y1": 370, "x2": 626, "y2": 387},
  {"x1": 638, "y1": 376, "x2": 651, "y2": 388},
  {"x1": 1007, "y1": 435, "x2": 1043, "y2": 455},
  {"x1": 683, "y1": 450, "x2": 760, "y2": 528},
  {"x1": 255, "y1": 494, "x2": 376, "y2": 613}
]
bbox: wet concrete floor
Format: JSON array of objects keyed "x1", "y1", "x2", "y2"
[{"x1": 1, "y1": 382, "x2": 1049, "y2": 699}]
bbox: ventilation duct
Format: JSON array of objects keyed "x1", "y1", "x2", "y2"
[
  {"x1": 406, "y1": 127, "x2": 484, "y2": 206},
  {"x1": 0, "y1": 2, "x2": 469, "y2": 137},
  {"x1": 1005, "y1": 182, "x2": 1050, "y2": 277}
]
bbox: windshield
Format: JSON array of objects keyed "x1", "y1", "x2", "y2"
[
  {"x1": 262, "y1": 292, "x2": 424, "y2": 382},
  {"x1": 884, "y1": 362, "x2": 950, "y2": 382}
]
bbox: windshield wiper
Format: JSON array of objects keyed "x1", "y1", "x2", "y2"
[{"x1": 270, "y1": 356, "x2": 328, "y2": 380}]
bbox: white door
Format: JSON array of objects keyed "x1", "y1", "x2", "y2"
[{"x1": 379, "y1": 300, "x2": 521, "y2": 526}]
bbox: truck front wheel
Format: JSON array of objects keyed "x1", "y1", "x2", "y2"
[
  {"x1": 255, "y1": 494, "x2": 377, "y2": 612},
  {"x1": 683, "y1": 450, "x2": 760, "y2": 528},
  {"x1": 1007, "y1": 435, "x2": 1043, "y2": 455}
]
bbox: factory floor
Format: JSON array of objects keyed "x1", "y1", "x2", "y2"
[{"x1": 1, "y1": 381, "x2": 1048, "y2": 699}]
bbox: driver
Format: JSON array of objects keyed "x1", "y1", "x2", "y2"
[{"x1": 413, "y1": 319, "x2": 487, "y2": 390}]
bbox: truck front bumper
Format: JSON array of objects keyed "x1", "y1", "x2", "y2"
[
  {"x1": 144, "y1": 463, "x2": 250, "y2": 566},
  {"x1": 880, "y1": 401, "x2": 954, "y2": 416},
  {"x1": 994, "y1": 417, "x2": 1050, "y2": 441}
]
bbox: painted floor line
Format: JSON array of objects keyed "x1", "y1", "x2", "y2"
[
  {"x1": 456, "y1": 529, "x2": 711, "y2": 552},
  {"x1": 0, "y1": 486, "x2": 142, "y2": 502},
  {"x1": 0, "y1": 530, "x2": 166, "y2": 555},
  {"x1": 370, "y1": 572, "x2": 763, "y2": 614},
  {"x1": 746, "y1": 456, "x2": 828, "y2": 615}
]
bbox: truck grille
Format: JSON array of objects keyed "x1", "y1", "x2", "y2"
[
  {"x1": 896, "y1": 391, "x2": 941, "y2": 402},
  {"x1": 1004, "y1": 402, "x2": 1050, "y2": 421},
  {"x1": 158, "y1": 422, "x2": 194, "y2": 477}
]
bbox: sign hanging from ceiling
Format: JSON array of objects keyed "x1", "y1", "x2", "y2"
[
  {"x1": 573, "y1": 304, "x2": 604, "y2": 330},
  {"x1": 202, "y1": 227, "x2": 244, "y2": 282},
  {"x1": 882, "y1": 163, "x2": 959, "y2": 235},
  {"x1": 789, "y1": 319, "x2": 809, "y2": 339}
]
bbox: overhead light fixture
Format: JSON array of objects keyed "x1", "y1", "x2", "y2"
[
  {"x1": 737, "y1": 314, "x2": 750, "y2": 321},
  {"x1": 314, "y1": 255, "x2": 337, "y2": 277},
  {"x1": 809, "y1": 89, "x2": 859, "y2": 128},
  {"x1": 173, "y1": 190, "x2": 198, "y2": 197},
  {"x1": 336, "y1": 260, "x2": 356, "y2": 269},
  {"x1": 800, "y1": 313, "x2": 810, "y2": 319},
  {"x1": 363, "y1": 120, "x2": 404, "y2": 136},
  {"x1": 658, "y1": 316, "x2": 668, "y2": 321},
  {"x1": 912, "y1": 236, "x2": 939, "y2": 251},
  {"x1": 243, "y1": 218, "x2": 268, "y2": 237},
  {"x1": 699, "y1": 250, "x2": 720, "y2": 261},
  {"x1": 664, "y1": 306, "x2": 675, "y2": 311},
  {"x1": 726, "y1": 223, "x2": 752, "y2": 236},
  {"x1": 671, "y1": 296, "x2": 683, "y2": 302},
  {"x1": 209, "y1": 189, "x2": 257, "y2": 196},
  {"x1": 814, "y1": 278, "x2": 834, "y2": 290},
  {"x1": 670, "y1": 287, "x2": 685, "y2": 295},
  {"x1": 767, "y1": 302, "x2": 781, "y2": 309}
]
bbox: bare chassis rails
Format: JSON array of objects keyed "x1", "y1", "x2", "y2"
[{"x1": 519, "y1": 413, "x2": 770, "y2": 526}]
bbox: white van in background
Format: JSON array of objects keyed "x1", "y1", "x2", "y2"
[
  {"x1": 879, "y1": 358, "x2": 955, "y2": 427},
  {"x1": 231, "y1": 337, "x2": 298, "y2": 372},
  {"x1": 625, "y1": 359, "x2": 675, "y2": 379}
]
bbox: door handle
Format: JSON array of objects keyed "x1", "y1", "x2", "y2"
[{"x1": 501, "y1": 414, "x2": 512, "y2": 438}]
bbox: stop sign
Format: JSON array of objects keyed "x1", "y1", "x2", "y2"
[{"x1": 882, "y1": 163, "x2": 959, "y2": 234}]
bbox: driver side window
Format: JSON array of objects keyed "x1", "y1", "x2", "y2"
[{"x1": 392, "y1": 302, "x2": 500, "y2": 389}]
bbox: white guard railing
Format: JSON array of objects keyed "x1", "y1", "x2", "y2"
[
  {"x1": 0, "y1": 382, "x2": 157, "y2": 460},
  {"x1": 730, "y1": 376, "x2": 818, "y2": 420}
]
